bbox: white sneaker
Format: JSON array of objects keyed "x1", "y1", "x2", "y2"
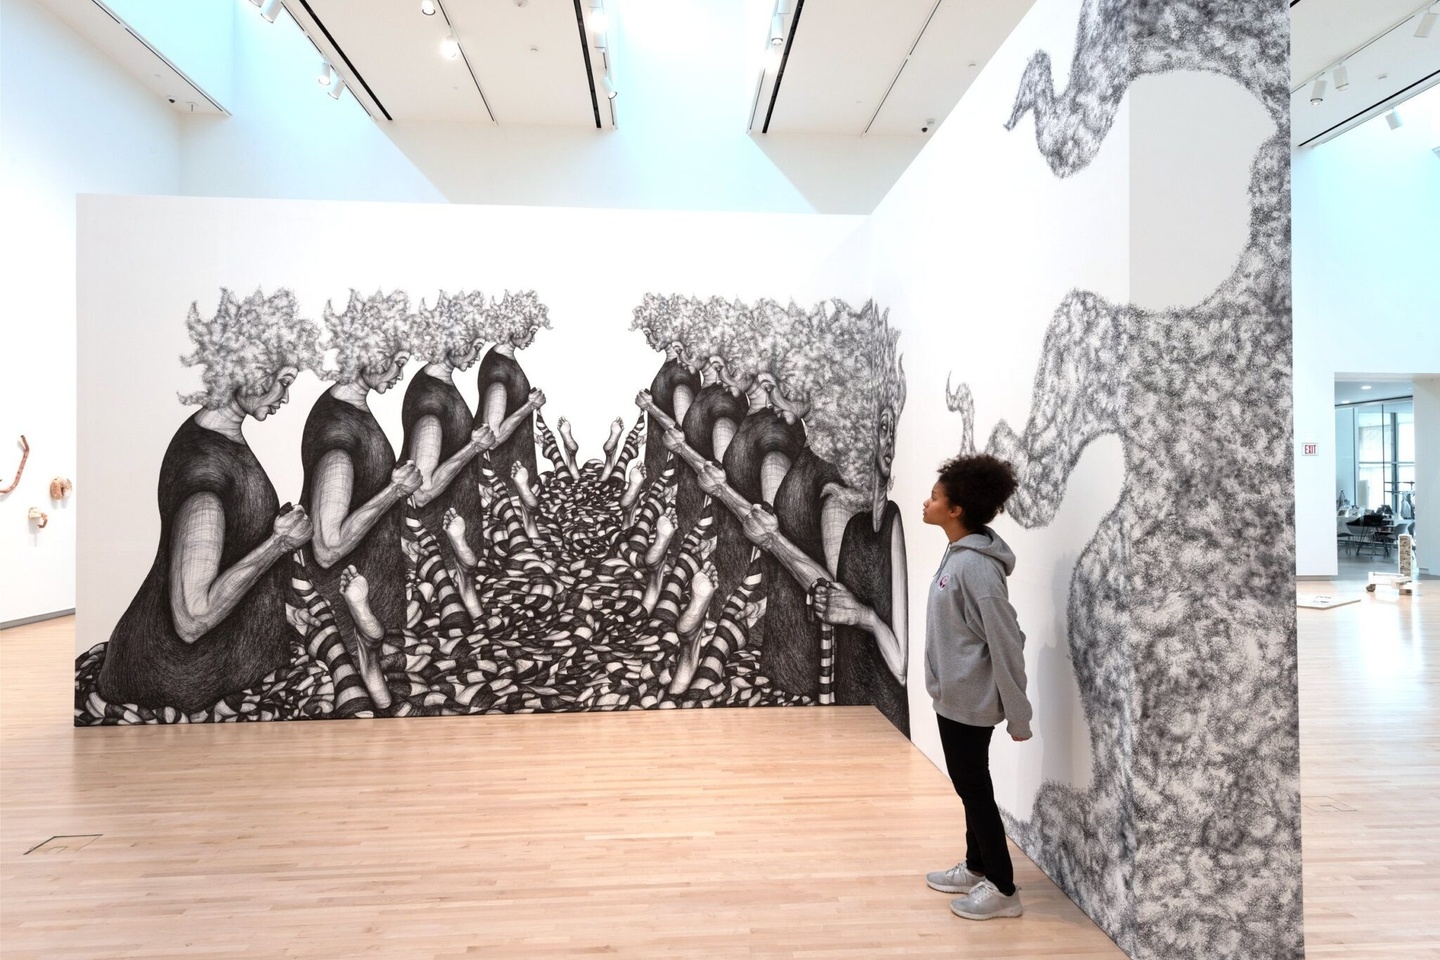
[
  {"x1": 925, "y1": 862, "x2": 984, "y2": 894},
  {"x1": 949, "y1": 879, "x2": 1023, "y2": 920}
]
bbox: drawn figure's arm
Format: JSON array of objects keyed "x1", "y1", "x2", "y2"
[
  {"x1": 310, "y1": 451, "x2": 421, "y2": 568},
  {"x1": 169, "y1": 495, "x2": 312, "y2": 643},
  {"x1": 411, "y1": 416, "x2": 496, "y2": 507},
  {"x1": 482, "y1": 382, "x2": 508, "y2": 434},
  {"x1": 812, "y1": 578, "x2": 906, "y2": 682},
  {"x1": 493, "y1": 389, "x2": 545, "y2": 446}
]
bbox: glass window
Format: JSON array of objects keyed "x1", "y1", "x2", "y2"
[{"x1": 1340, "y1": 394, "x2": 1416, "y2": 516}]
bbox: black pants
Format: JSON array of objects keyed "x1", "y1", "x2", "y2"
[{"x1": 936, "y1": 714, "x2": 1015, "y2": 896}]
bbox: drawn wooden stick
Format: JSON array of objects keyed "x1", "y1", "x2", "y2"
[
  {"x1": 639, "y1": 391, "x2": 906, "y2": 682},
  {"x1": 0, "y1": 436, "x2": 29, "y2": 494}
]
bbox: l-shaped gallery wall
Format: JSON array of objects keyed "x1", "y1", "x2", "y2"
[{"x1": 62, "y1": 0, "x2": 1299, "y2": 958}]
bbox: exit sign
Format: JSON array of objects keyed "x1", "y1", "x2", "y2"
[{"x1": 1302, "y1": 443, "x2": 1318, "y2": 456}]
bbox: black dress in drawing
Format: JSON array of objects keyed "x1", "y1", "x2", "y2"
[
  {"x1": 476, "y1": 349, "x2": 536, "y2": 478},
  {"x1": 674, "y1": 383, "x2": 751, "y2": 549},
  {"x1": 714, "y1": 410, "x2": 806, "y2": 605},
  {"x1": 300, "y1": 393, "x2": 406, "y2": 643},
  {"x1": 644, "y1": 358, "x2": 702, "y2": 482},
  {"x1": 401, "y1": 369, "x2": 484, "y2": 557},
  {"x1": 762, "y1": 447, "x2": 844, "y2": 700},
  {"x1": 96, "y1": 417, "x2": 290, "y2": 712},
  {"x1": 834, "y1": 500, "x2": 907, "y2": 737}
]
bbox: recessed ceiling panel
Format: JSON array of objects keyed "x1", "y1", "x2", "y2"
[
  {"x1": 1290, "y1": 0, "x2": 1426, "y2": 85},
  {"x1": 867, "y1": 0, "x2": 1034, "y2": 135},
  {"x1": 1291, "y1": 5, "x2": 1440, "y2": 146},
  {"x1": 767, "y1": 0, "x2": 938, "y2": 134},
  {"x1": 448, "y1": 0, "x2": 598, "y2": 127},
  {"x1": 301, "y1": 0, "x2": 494, "y2": 122},
  {"x1": 33, "y1": 0, "x2": 226, "y2": 113}
]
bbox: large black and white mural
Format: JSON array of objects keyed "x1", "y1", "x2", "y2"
[
  {"x1": 935, "y1": 0, "x2": 1299, "y2": 957},
  {"x1": 76, "y1": 290, "x2": 909, "y2": 735}
]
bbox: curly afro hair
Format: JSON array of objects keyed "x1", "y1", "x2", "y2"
[
  {"x1": 937, "y1": 453, "x2": 1018, "y2": 529},
  {"x1": 319, "y1": 289, "x2": 413, "y2": 384},
  {"x1": 179, "y1": 288, "x2": 321, "y2": 409}
]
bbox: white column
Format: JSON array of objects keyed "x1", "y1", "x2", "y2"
[{"x1": 1414, "y1": 377, "x2": 1440, "y2": 574}]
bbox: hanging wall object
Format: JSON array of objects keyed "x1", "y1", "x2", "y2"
[
  {"x1": 28, "y1": 507, "x2": 48, "y2": 529},
  {"x1": 0, "y1": 435, "x2": 29, "y2": 494},
  {"x1": 50, "y1": 477, "x2": 74, "y2": 500}
]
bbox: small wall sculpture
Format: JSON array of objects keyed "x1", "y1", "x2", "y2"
[
  {"x1": 50, "y1": 477, "x2": 74, "y2": 500},
  {"x1": 1, "y1": 435, "x2": 28, "y2": 494}
]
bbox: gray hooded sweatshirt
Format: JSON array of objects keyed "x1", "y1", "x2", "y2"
[{"x1": 924, "y1": 527, "x2": 1032, "y2": 739}]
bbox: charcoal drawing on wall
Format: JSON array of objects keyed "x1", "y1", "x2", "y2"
[
  {"x1": 77, "y1": 291, "x2": 910, "y2": 738},
  {"x1": 944, "y1": 0, "x2": 1299, "y2": 957}
]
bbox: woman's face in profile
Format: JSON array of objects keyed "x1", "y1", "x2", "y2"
[
  {"x1": 365, "y1": 352, "x2": 409, "y2": 393},
  {"x1": 450, "y1": 339, "x2": 483, "y2": 371},
  {"x1": 239, "y1": 366, "x2": 299, "y2": 421},
  {"x1": 874, "y1": 407, "x2": 896, "y2": 479}
]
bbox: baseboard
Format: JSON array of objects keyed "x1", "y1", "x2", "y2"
[
  {"x1": 1, "y1": 608, "x2": 75, "y2": 630},
  {"x1": 1295, "y1": 575, "x2": 1332, "y2": 581}
]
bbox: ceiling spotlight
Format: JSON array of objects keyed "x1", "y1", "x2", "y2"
[
  {"x1": 770, "y1": 13, "x2": 786, "y2": 46},
  {"x1": 318, "y1": 62, "x2": 336, "y2": 86},
  {"x1": 441, "y1": 31, "x2": 460, "y2": 59},
  {"x1": 1333, "y1": 63, "x2": 1349, "y2": 91},
  {"x1": 420, "y1": 0, "x2": 436, "y2": 14},
  {"x1": 1309, "y1": 75, "x2": 1326, "y2": 105},
  {"x1": 257, "y1": 0, "x2": 282, "y2": 22},
  {"x1": 327, "y1": 74, "x2": 344, "y2": 99},
  {"x1": 1386, "y1": 108, "x2": 1403, "y2": 129},
  {"x1": 590, "y1": 7, "x2": 608, "y2": 34},
  {"x1": 1416, "y1": 3, "x2": 1439, "y2": 38},
  {"x1": 601, "y1": 73, "x2": 617, "y2": 100}
]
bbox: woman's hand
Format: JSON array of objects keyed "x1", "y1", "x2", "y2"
[
  {"x1": 527, "y1": 388, "x2": 546, "y2": 411},
  {"x1": 635, "y1": 389, "x2": 653, "y2": 409},
  {"x1": 696, "y1": 461, "x2": 727, "y2": 496},
  {"x1": 662, "y1": 426, "x2": 686, "y2": 452},
  {"x1": 741, "y1": 502, "x2": 779, "y2": 548},
  {"x1": 470, "y1": 424, "x2": 497, "y2": 451},
  {"x1": 392, "y1": 460, "x2": 423, "y2": 496},
  {"x1": 812, "y1": 579, "x2": 866, "y2": 627},
  {"x1": 273, "y1": 505, "x2": 314, "y2": 549}
]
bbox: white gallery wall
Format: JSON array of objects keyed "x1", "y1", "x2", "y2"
[
  {"x1": 75, "y1": 195, "x2": 871, "y2": 655},
  {"x1": 1293, "y1": 99, "x2": 1440, "y2": 576},
  {"x1": 871, "y1": 0, "x2": 1129, "y2": 822},
  {"x1": 0, "y1": 0, "x2": 182, "y2": 625}
]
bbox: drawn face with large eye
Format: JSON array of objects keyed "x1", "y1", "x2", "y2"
[
  {"x1": 772, "y1": 376, "x2": 812, "y2": 422},
  {"x1": 750, "y1": 372, "x2": 778, "y2": 408},
  {"x1": 364, "y1": 352, "x2": 409, "y2": 394},
  {"x1": 238, "y1": 366, "x2": 299, "y2": 422},
  {"x1": 874, "y1": 406, "x2": 896, "y2": 480},
  {"x1": 449, "y1": 339, "x2": 483, "y2": 371},
  {"x1": 719, "y1": 363, "x2": 754, "y2": 396}
]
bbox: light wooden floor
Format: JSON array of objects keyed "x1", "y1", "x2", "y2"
[
  {"x1": 1, "y1": 575, "x2": 1434, "y2": 959},
  {"x1": 1296, "y1": 572, "x2": 1439, "y2": 959}
]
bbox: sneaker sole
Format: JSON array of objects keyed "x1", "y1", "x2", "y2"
[
  {"x1": 949, "y1": 903, "x2": 1023, "y2": 920},
  {"x1": 926, "y1": 879, "x2": 975, "y2": 894}
]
